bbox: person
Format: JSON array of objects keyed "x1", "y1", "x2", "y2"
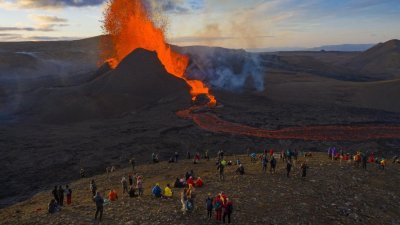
[
  {"x1": 129, "y1": 185, "x2": 136, "y2": 198},
  {"x1": 300, "y1": 162, "x2": 308, "y2": 178},
  {"x1": 362, "y1": 154, "x2": 368, "y2": 170},
  {"x1": 174, "y1": 178, "x2": 184, "y2": 188},
  {"x1": 286, "y1": 161, "x2": 292, "y2": 178},
  {"x1": 80, "y1": 168, "x2": 85, "y2": 178},
  {"x1": 236, "y1": 164, "x2": 245, "y2": 175},
  {"x1": 48, "y1": 199, "x2": 60, "y2": 214},
  {"x1": 93, "y1": 192, "x2": 104, "y2": 222},
  {"x1": 269, "y1": 149, "x2": 274, "y2": 157},
  {"x1": 174, "y1": 152, "x2": 179, "y2": 162},
  {"x1": 137, "y1": 176, "x2": 143, "y2": 196},
  {"x1": 206, "y1": 193, "x2": 213, "y2": 219},
  {"x1": 205, "y1": 150, "x2": 210, "y2": 161},
  {"x1": 121, "y1": 177, "x2": 128, "y2": 194},
  {"x1": 129, "y1": 158, "x2": 135, "y2": 171},
  {"x1": 195, "y1": 177, "x2": 204, "y2": 187},
  {"x1": 58, "y1": 185, "x2": 64, "y2": 206},
  {"x1": 186, "y1": 184, "x2": 195, "y2": 199},
  {"x1": 217, "y1": 161, "x2": 225, "y2": 181},
  {"x1": 250, "y1": 153, "x2": 257, "y2": 162},
  {"x1": 262, "y1": 155, "x2": 268, "y2": 173},
  {"x1": 90, "y1": 180, "x2": 97, "y2": 197},
  {"x1": 128, "y1": 173, "x2": 133, "y2": 186},
  {"x1": 194, "y1": 152, "x2": 200, "y2": 164},
  {"x1": 152, "y1": 153, "x2": 159, "y2": 163},
  {"x1": 108, "y1": 189, "x2": 118, "y2": 201},
  {"x1": 164, "y1": 184, "x2": 173, "y2": 198},
  {"x1": 152, "y1": 183, "x2": 162, "y2": 198},
  {"x1": 168, "y1": 156, "x2": 175, "y2": 163},
  {"x1": 270, "y1": 156, "x2": 277, "y2": 174},
  {"x1": 187, "y1": 176, "x2": 194, "y2": 187},
  {"x1": 65, "y1": 185, "x2": 72, "y2": 205},
  {"x1": 214, "y1": 195, "x2": 223, "y2": 222},
  {"x1": 223, "y1": 198, "x2": 233, "y2": 224},
  {"x1": 187, "y1": 151, "x2": 191, "y2": 159},
  {"x1": 186, "y1": 196, "x2": 194, "y2": 212},
  {"x1": 380, "y1": 158, "x2": 386, "y2": 170},
  {"x1": 181, "y1": 188, "x2": 188, "y2": 214},
  {"x1": 52, "y1": 186, "x2": 59, "y2": 204}
]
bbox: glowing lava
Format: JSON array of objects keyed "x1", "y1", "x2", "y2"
[
  {"x1": 177, "y1": 108, "x2": 400, "y2": 141},
  {"x1": 102, "y1": 0, "x2": 216, "y2": 106}
]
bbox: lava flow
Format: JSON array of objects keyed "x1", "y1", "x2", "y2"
[
  {"x1": 177, "y1": 108, "x2": 400, "y2": 141},
  {"x1": 102, "y1": 0, "x2": 216, "y2": 106}
]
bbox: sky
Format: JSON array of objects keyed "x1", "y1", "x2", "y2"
[{"x1": 0, "y1": 0, "x2": 399, "y2": 49}]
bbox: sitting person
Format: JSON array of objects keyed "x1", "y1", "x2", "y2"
[
  {"x1": 164, "y1": 184, "x2": 173, "y2": 198},
  {"x1": 108, "y1": 189, "x2": 118, "y2": 201},
  {"x1": 186, "y1": 176, "x2": 194, "y2": 187},
  {"x1": 128, "y1": 185, "x2": 136, "y2": 198},
  {"x1": 168, "y1": 157, "x2": 175, "y2": 163},
  {"x1": 194, "y1": 177, "x2": 203, "y2": 187},
  {"x1": 48, "y1": 199, "x2": 60, "y2": 214},
  {"x1": 174, "y1": 178, "x2": 185, "y2": 188},
  {"x1": 236, "y1": 164, "x2": 245, "y2": 175},
  {"x1": 227, "y1": 160, "x2": 233, "y2": 166},
  {"x1": 152, "y1": 183, "x2": 162, "y2": 198}
]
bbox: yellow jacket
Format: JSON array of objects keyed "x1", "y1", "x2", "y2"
[{"x1": 164, "y1": 187, "x2": 173, "y2": 197}]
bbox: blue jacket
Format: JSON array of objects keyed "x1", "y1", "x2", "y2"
[{"x1": 152, "y1": 185, "x2": 162, "y2": 197}]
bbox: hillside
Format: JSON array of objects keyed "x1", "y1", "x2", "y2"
[
  {"x1": 345, "y1": 39, "x2": 400, "y2": 78},
  {"x1": 0, "y1": 153, "x2": 398, "y2": 225}
]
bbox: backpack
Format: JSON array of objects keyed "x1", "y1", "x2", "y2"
[{"x1": 214, "y1": 201, "x2": 222, "y2": 210}]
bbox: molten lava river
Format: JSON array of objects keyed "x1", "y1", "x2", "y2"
[{"x1": 103, "y1": 0, "x2": 400, "y2": 141}]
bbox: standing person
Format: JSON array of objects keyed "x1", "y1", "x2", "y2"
[
  {"x1": 262, "y1": 155, "x2": 268, "y2": 173},
  {"x1": 129, "y1": 158, "x2": 135, "y2": 171},
  {"x1": 136, "y1": 175, "x2": 143, "y2": 196},
  {"x1": 187, "y1": 151, "x2": 191, "y2": 159},
  {"x1": 286, "y1": 161, "x2": 292, "y2": 178},
  {"x1": 300, "y1": 162, "x2": 308, "y2": 178},
  {"x1": 93, "y1": 192, "x2": 104, "y2": 222},
  {"x1": 362, "y1": 153, "x2": 368, "y2": 170},
  {"x1": 121, "y1": 177, "x2": 128, "y2": 194},
  {"x1": 214, "y1": 195, "x2": 223, "y2": 222},
  {"x1": 223, "y1": 198, "x2": 233, "y2": 224},
  {"x1": 58, "y1": 185, "x2": 64, "y2": 206},
  {"x1": 206, "y1": 193, "x2": 214, "y2": 220},
  {"x1": 217, "y1": 161, "x2": 225, "y2": 181},
  {"x1": 205, "y1": 150, "x2": 210, "y2": 161},
  {"x1": 270, "y1": 156, "x2": 277, "y2": 174},
  {"x1": 65, "y1": 185, "x2": 72, "y2": 205},
  {"x1": 90, "y1": 180, "x2": 97, "y2": 197},
  {"x1": 52, "y1": 186, "x2": 59, "y2": 204},
  {"x1": 80, "y1": 168, "x2": 85, "y2": 178},
  {"x1": 181, "y1": 188, "x2": 188, "y2": 214},
  {"x1": 175, "y1": 152, "x2": 179, "y2": 162},
  {"x1": 128, "y1": 173, "x2": 133, "y2": 186}
]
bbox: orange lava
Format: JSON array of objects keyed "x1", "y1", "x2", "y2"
[
  {"x1": 177, "y1": 108, "x2": 400, "y2": 141},
  {"x1": 102, "y1": 0, "x2": 216, "y2": 106}
]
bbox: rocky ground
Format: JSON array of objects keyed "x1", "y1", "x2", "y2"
[{"x1": 0, "y1": 152, "x2": 399, "y2": 225}]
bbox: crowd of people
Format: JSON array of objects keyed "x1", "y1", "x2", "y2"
[{"x1": 46, "y1": 147, "x2": 397, "y2": 224}]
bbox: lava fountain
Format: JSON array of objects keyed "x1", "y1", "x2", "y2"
[{"x1": 101, "y1": 0, "x2": 216, "y2": 106}]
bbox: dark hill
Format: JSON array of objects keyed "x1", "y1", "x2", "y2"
[
  {"x1": 345, "y1": 39, "x2": 400, "y2": 78},
  {"x1": 21, "y1": 48, "x2": 191, "y2": 123}
]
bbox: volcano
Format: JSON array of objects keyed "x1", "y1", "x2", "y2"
[{"x1": 20, "y1": 48, "x2": 191, "y2": 123}]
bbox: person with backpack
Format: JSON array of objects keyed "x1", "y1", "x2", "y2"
[
  {"x1": 65, "y1": 185, "x2": 72, "y2": 205},
  {"x1": 93, "y1": 192, "x2": 104, "y2": 222},
  {"x1": 214, "y1": 195, "x2": 223, "y2": 222},
  {"x1": 223, "y1": 198, "x2": 233, "y2": 224},
  {"x1": 52, "y1": 186, "x2": 59, "y2": 204},
  {"x1": 270, "y1": 156, "x2": 277, "y2": 173},
  {"x1": 58, "y1": 185, "x2": 64, "y2": 206},
  {"x1": 206, "y1": 193, "x2": 213, "y2": 219},
  {"x1": 90, "y1": 180, "x2": 97, "y2": 197},
  {"x1": 121, "y1": 177, "x2": 128, "y2": 194}
]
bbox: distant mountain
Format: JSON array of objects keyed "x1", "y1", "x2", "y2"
[
  {"x1": 344, "y1": 39, "x2": 400, "y2": 78},
  {"x1": 307, "y1": 44, "x2": 375, "y2": 52}
]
